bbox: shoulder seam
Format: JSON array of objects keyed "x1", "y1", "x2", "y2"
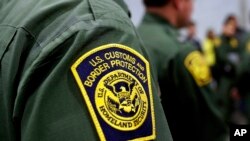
[
  {"x1": 18, "y1": 26, "x2": 42, "y2": 48},
  {"x1": 87, "y1": 0, "x2": 96, "y2": 20},
  {"x1": 0, "y1": 24, "x2": 42, "y2": 48}
]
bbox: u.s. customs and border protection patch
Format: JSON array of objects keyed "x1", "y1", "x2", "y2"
[
  {"x1": 184, "y1": 51, "x2": 212, "y2": 87},
  {"x1": 71, "y1": 44, "x2": 155, "y2": 141}
]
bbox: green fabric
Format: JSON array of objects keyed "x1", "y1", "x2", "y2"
[
  {"x1": 138, "y1": 13, "x2": 180, "y2": 79},
  {"x1": 138, "y1": 12, "x2": 228, "y2": 141},
  {"x1": 236, "y1": 33, "x2": 250, "y2": 122},
  {"x1": 214, "y1": 36, "x2": 242, "y2": 79},
  {"x1": 0, "y1": 0, "x2": 172, "y2": 141},
  {"x1": 213, "y1": 35, "x2": 243, "y2": 121}
]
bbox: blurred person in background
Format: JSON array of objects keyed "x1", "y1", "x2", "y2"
[
  {"x1": 226, "y1": 14, "x2": 247, "y2": 40},
  {"x1": 0, "y1": 0, "x2": 173, "y2": 140},
  {"x1": 202, "y1": 29, "x2": 220, "y2": 96},
  {"x1": 236, "y1": 34, "x2": 250, "y2": 123},
  {"x1": 203, "y1": 29, "x2": 217, "y2": 68},
  {"x1": 213, "y1": 15, "x2": 245, "y2": 123},
  {"x1": 138, "y1": 0, "x2": 228, "y2": 140},
  {"x1": 185, "y1": 21, "x2": 202, "y2": 52},
  {"x1": 233, "y1": 13, "x2": 250, "y2": 123}
]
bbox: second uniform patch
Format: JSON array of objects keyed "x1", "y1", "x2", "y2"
[{"x1": 184, "y1": 51, "x2": 212, "y2": 87}]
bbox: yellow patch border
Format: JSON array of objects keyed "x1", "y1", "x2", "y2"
[
  {"x1": 184, "y1": 51, "x2": 212, "y2": 87},
  {"x1": 71, "y1": 44, "x2": 156, "y2": 141}
]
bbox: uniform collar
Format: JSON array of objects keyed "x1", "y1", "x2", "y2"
[
  {"x1": 113, "y1": 0, "x2": 131, "y2": 17},
  {"x1": 143, "y1": 12, "x2": 179, "y2": 38}
]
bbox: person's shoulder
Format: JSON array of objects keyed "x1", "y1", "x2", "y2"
[
  {"x1": 241, "y1": 32, "x2": 250, "y2": 53},
  {"x1": 89, "y1": 0, "x2": 129, "y2": 21},
  {"x1": 138, "y1": 22, "x2": 177, "y2": 51},
  {"x1": 1, "y1": 0, "x2": 135, "y2": 35},
  {"x1": 138, "y1": 23, "x2": 167, "y2": 39},
  {"x1": 1, "y1": 0, "x2": 139, "y2": 51},
  {"x1": 175, "y1": 44, "x2": 212, "y2": 86},
  {"x1": 138, "y1": 17, "x2": 172, "y2": 39},
  {"x1": 177, "y1": 43, "x2": 197, "y2": 58},
  {"x1": 89, "y1": 0, "x2": 135, "y2": 34}
]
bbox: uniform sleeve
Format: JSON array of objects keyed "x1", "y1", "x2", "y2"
[
  {"x1": 236, "y1": 53, "x2": 250, "y2": 96},
  {"x1": 14, "y1": 21, "x2": 172, "y2": 141},
  {"x1": 161, "y1": 45, "x2": 228, "y2": 141},
  {"x1": 236, "y1": 36, "x2": 250, "y2": 96}
]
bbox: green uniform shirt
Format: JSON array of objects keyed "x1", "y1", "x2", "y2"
[
  {"x1": 138, "y1": 13, "x2": 180, "y2": 79},
  {"x1": 237, "y1": 33, "x2": 250, "y2": 92},
  {"x1": 0, "y1": 0, "x2": 172, "y2": 141},
  {"x1": 213, "y1": 35, "x2": 242, "y2": 120},
  {"x1": 235, "y1": 33, "x2": 250, "y2": 121},
  {"x1": 214, "y1": 35, "x2": 242, "y2": 79},
  {"x1": 138, "y1": 12, "x2": 228, "y2": 141}
]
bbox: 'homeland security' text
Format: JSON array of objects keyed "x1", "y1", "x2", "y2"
[{"x1": 99, "y1": 106, "x2": 133, "y2": 128}]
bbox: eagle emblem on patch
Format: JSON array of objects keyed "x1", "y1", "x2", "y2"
[
  {"x1": 185, "y1": 51, "x2": 212, "y2": 86},
  {"x1": 71, "y1": 44, "x2": 155, "y2": 141}
]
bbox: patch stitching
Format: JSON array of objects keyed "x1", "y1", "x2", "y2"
[{"x1": 71, "y1": 44, "x2": 155, "y2": 141}]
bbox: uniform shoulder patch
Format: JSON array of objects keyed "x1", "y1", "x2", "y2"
[
  {"x1": 71, "y1": 44, "x2": 155, "y2": 141},
  {"x1": 184, "y1": 51, "x2": 212, "y2": 86}
]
